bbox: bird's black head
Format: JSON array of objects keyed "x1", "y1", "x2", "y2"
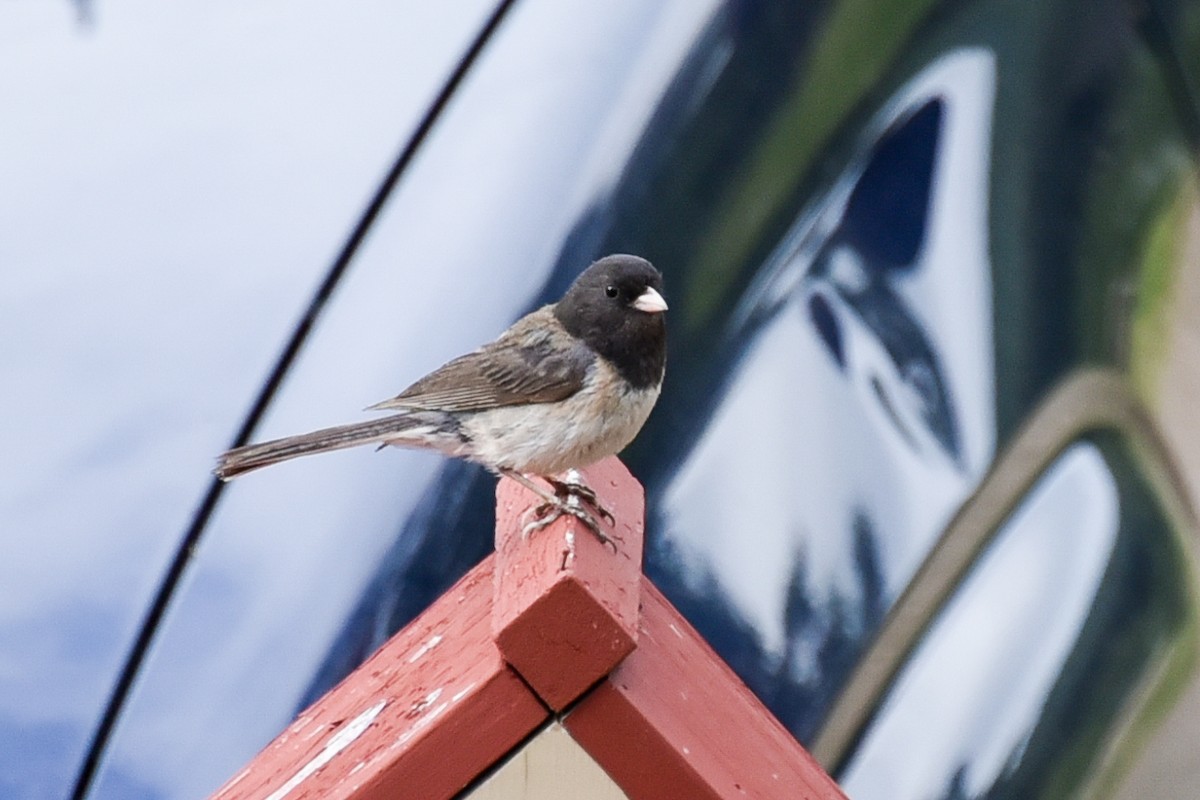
[{"x1": 554, "y1": 254, "x2": 667, "y2": 390}]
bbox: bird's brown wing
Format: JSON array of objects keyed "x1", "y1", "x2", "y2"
[{"x1": 368, "y1": 311, "x2": 592, "y2": 413}]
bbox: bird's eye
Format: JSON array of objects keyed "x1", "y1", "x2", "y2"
[{"x1": 605, "y1": 285, "x2": 619, "y2": 299}]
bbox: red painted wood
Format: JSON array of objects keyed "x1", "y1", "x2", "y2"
[
  {"x1": 209, "y1": 558, "x2": 547, "y2": 800},
  {"x1": 208, "y1": 460, "x2": 851, "y2": 800},
  {"x1": 492, "y1": 456, "x2": 644, "y2": 710},
  {"x1": 565, "y1": 578, "x2": 848, "y2": 800}
]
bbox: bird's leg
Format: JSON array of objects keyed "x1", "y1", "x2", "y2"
[
  {"x1": 497, "y1": 470, "x2": 571, "y2": 527},
  {"x1": 499, "y1": 469, "x2": 561, "y2": 511},
  {"x1": 499, "y1": 469, "x2": 616, "y2": 550},
  {"x1": 545, "y1": 468, "x2": 615, "y2": 526}
]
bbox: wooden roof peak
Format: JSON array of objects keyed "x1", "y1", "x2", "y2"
[{"x1": 210, "y1": 457, "x2": 847, "y2": 800}]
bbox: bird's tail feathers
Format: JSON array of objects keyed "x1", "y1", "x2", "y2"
[{"x1": 215, "y1": 413, "x2": 436, "y2": 480}]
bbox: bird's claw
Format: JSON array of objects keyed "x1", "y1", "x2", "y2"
[
  {"x1": 546, "y1": 472, "x2": 616, "y2": 526},
  {"x1": 520, "y1": 495, "x2": 618, "y2": 552}
]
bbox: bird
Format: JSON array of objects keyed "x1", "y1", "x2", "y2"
[{"x1": 215, "y1": 254, "x2": 667, "y2": 545}]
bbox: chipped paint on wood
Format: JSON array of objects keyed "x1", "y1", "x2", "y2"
[
  {"x1": 565, "y1": 579, "x2": 848, "y2": 800},
  {"x1": 264, "y1": 700, "x2": 386, "y2": 800},
  {"x1": 492, "y1": 457, "x2": 644, "y2": 710},
  {"x1": 208, "y1": 558, "x2": 547, "y2": 800}
]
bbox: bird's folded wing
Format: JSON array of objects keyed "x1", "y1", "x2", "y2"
[{"x1": 368, "y1": 327, "x2": 592, "y2": 413}]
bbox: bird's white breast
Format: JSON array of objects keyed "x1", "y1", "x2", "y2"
[{"x1": 461, "y1": 366, "x2": 661, "y2": 476}]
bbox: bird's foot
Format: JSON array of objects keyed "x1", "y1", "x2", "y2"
[
  {"x1": 546, "y1": 469, "x2": 615, "y2": 526},
  {"x1": 520, "y1": 493, "x2": 618, "y2": 552}
]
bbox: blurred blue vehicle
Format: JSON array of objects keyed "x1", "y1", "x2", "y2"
[{"x1": 4, "y1": 0, "x2": 1200, "y2": 797}]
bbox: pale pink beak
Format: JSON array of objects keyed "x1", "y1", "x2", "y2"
[{"x1": 632, "y1": 286, "x2": 668, "y2": 313}]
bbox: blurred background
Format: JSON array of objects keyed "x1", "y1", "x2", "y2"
[{"x1": 4, "y1": 0, "x2": 1200, "y2": 798}]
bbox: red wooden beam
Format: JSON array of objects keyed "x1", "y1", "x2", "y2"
[
  {"x1": 209, "y1": 456, "x2": 848, "y2": 800},
  {"x1": 565, "y1": 578, "x2": 849, "y2": 800},
  {"x1": 209, "y1": 558, "x2": 547, "y2": 800},
  {"x1": 492, "y1": 457, "x2": 644, "y2": 710}
]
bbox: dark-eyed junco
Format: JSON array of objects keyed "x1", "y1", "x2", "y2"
[{"x1": 216, "y1": 254, "x2": 667, "y2": 544}]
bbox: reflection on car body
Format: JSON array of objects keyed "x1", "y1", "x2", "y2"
[
  {"x1": 5, "y1": 0, "x2": 1200, "y2": 798},
  {"x1": 659, "y1": 49, "x2": 998, "y2": 740}
]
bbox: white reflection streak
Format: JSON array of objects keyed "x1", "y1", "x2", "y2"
[
  {"x1": 840, "y1": 443, "x2": 1121, "y2": 800},
  {"x1": 661, "y1": 47, "x2": 998, "y2": 654}
]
